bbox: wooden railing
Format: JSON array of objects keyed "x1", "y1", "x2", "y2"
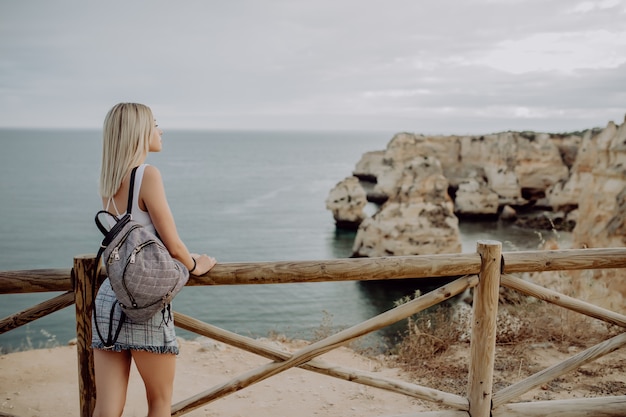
[{"x1": 1, "y1": 241, "x2": 625, "y2": 417}]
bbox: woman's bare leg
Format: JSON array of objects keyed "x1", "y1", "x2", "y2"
[
  {"x1": 132, "y1": 350, "x2": 176, "y2": 417},
  {"x1": 92, "y1": 349, "x2": 132, "y2": 417}
]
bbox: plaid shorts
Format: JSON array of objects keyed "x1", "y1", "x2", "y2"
[{"x1": 91, "y1": 278, "x2": 179, "y2": 354}]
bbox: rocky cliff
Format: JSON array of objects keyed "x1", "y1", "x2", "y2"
[
  {"x1": 570, "y1": 119, "x2": 626, "y2": 249},
  {"x1": 351, "y1": 156, "x2": 461, "y2": 257},
  {"x1": 327, "y1": 115, "x2": 626, "y2": 258}
]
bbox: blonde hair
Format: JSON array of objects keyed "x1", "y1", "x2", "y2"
[{"x1": 99, "y1": 103, "x2": 154, "y2": 198}]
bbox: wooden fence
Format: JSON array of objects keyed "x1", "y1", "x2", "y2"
[{"x1": 1, "y1": 241, "x2": 625, "y2": 417}]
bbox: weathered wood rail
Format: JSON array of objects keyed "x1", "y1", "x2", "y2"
[{"x1": 1, "y1": 243, "x2": 625, "y2": 417}]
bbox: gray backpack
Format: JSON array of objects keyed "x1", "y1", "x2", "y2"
[{"x1": 93, "y1": 167, "x2": 189, "y2": 347}]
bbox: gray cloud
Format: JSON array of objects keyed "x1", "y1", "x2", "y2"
[{"x1": 0, "y1": 0, "x2": 624, "y2": 133}]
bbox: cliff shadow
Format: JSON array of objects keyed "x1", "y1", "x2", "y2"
[{"x1": 356, "y1": 275, "x2": 462, "y2": 344}]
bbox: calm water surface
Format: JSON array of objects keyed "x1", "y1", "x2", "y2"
[{"x1": 0, "y1": 129, "x2": 554, "y2": 352}]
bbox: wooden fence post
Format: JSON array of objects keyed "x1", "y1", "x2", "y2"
[
  {"x1": 73, "y1": 255, "x2": 98, "y2": 417},
  {"x1": 467, "y1": 240, "x2": 502, "y2": 417}
]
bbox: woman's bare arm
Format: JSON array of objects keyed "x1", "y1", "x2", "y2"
[{"x1": 140, "y1": 165, "x2": 216, "y2": 275}]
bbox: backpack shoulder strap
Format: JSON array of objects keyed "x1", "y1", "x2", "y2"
[{"x1": 126, "y1": 166, "x2": 139, "y2": 216}]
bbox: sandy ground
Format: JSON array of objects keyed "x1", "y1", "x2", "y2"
[
  {"x1": 1, "y1": 338, "x2": 425, "y2": 417},
  {"x1": 1, "y1": 337, "x2": 625, "y2": 417}
]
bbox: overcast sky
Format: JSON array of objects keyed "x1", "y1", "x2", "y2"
[{"x1": 1, "y1": 0, "x2": 625, "y2": 134}]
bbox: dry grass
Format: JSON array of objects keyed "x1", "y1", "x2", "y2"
[{"x1": 389, "y1": 275, "x2": 626, "y2": 398}]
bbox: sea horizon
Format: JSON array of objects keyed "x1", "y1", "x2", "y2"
[{"x1": 0, "y1": 128, "x2": 558, "y2": 352}]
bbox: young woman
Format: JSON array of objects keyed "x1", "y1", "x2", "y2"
[{"x1": 92, "y1": 102, "x2": 217, "y2": 417}]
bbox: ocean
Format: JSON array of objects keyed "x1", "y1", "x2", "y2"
[{"x1": 0, "y1": 129, "x2": 551, "y2": 352}]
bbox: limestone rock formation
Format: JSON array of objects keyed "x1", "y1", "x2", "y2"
[
  {"x1": 459, "y1": 133, "x2": 522, "y2": 202},
  {"x1": 454, "y1": 178, "x2": 499, "y2": 216},
  {"x1": 327, "y1": 115, "x2": 626, "y2": 261},
  {"x1": 573, "y1": 118, "x2": 626, "y2": 249},
  {"x1": 349, "y1": 130, "x2": 571, "y2": 216},
  {"x1": 538, "y1": 119, "x2": 626, "y2": 310},
  {"x1": 499, "y1": 205, "x2": 518, "y2": 222},
  {"x1": 371, "y1": 133, "x2": 461, "y2": 198},
  {"x1": 325, "y1": 176, "x2": 368, "y2": 230},
  {"x1": 326, "y1": 116, "x2": 626, "y2": 311},
  {"x1": 353, "y1": 150, "x2": 385, "y2": 182},
  {"x1": 352, "y1": 156, "x2": 462, "y2": 257},
  {"x1": 515, "y1": 132, "x2": 570, "y2": 192},
  {"x1": 546, "y1": 130, "x2": 595, "y2": 210}
]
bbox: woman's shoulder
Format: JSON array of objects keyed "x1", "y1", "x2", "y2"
[
  {"x1": 140, "y1": 164, "x2": 164, "y2": 192},
  {"x1": 142, "y1": 164, "x2": 162, "y2": 179}
]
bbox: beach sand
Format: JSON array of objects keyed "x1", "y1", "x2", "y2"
[
  {"x1": 0, "y1": 338, "x2": 425, "y2": 417},
  {"x1": 1, "y1": 337, "x2": 625, "y2": 417}
]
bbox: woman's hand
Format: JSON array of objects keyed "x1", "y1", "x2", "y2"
[{"x1": 190, "y1": 253, "x2": 217, "y2": 276}]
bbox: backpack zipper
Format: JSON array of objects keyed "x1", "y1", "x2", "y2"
[{"x1": 107, "y1": 224, "x2": 142, "y2": 264}]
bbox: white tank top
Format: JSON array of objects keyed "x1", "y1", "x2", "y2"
[{"x1": 105, "y1": 164, "x2": 156, "y2": 235}]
